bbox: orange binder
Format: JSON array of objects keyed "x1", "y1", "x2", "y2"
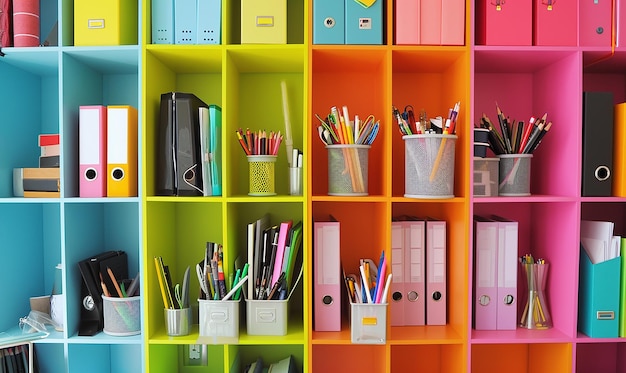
[
  {"x1": 106, "y1": 105, "x2": 138, "y2": 197},
  {"x1": 614, "y1": 103, "x2": 626, "y2": 197}
]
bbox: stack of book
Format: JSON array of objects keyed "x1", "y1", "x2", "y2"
[{"x1": 13, "y1": 134, "x2": 60, "y2": 198}]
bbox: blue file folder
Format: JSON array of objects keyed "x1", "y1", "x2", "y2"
[
  {"x1": 345, "y1": 0, "x2": 382, "y2": 45},
  {"x1": 313, "y1": 0, "x2": 345, "y2": 44},
  {"x1": 578, "y1": 247, "x2": 621, "y2": 338},
  {"x1": 175, "y1": 0, "x2": 197, "y2": 44},
  {"x1": 197, "y1": 0, "x2": 221, "y2": 44},
  {"x1": 152, "y1": 0, "x2": 174, "y2": 44}
]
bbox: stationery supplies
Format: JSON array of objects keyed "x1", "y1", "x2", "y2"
[
  {"x1": 102, "y1": 295, "x2": 141, "y2": 336},
  {"x1": 497, "y1": 154, "x2": 532, "y2": 196},
  {"x1": 164, "y1": 307, "x2": 191, "y2": 336},
  {"x1": 473, "y1": 157, "x2": 499, "y2": 197},
  {"x1": 519, "y1": 254, "x2": 551, "y2": 330},
  {"x1": 314, "y1": 218, "x2": 341, "y2": 331},
  {"x1": 79, "y1": 105, "x2": 107, "y2": 197},
  {"x1": 12, "y1": 0, "x2": 39, "y2": 47},
  {"x1": 74, "y1": 0, "x2": 137, "y2": 46},
  {"x1": 582, "y1": 91, "x2": 613, "y2": 196},
  {"x1": 403, "y1": 134, "x2": 457, "y2": 199}
]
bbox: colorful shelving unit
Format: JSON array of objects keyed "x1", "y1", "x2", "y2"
[{"x1": 2, "y1": 0, "x2": 626, "y2": 372}]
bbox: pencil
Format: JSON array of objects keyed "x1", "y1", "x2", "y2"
[{"x1": 107, "y1": 267, "x2": 124, "y2": 298}]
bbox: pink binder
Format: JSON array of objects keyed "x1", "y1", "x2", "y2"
[
  {"x1": 440, "y1": 0, "x2": 465, "y2": 45},
  {"x1": 395, "y1": 0, "x2": 419, "y2": 44},
  {"x1": 426, "y1": 220, "x2": 446, "y2": 325},
  {"x1": 494, "y1": 216, "x2": 518, "y2": 330},
  {"x1": 579, "y1": 0, "x2": 612, "y2": 46},
  {"x1": 533, "y1": 0, "x2": 576, "y2": 46},
  {"x1": 420, "y1": 0, "x2": 442, "y2": 45},
  {"x1": 390, "y1": 222, "x2": 405, "y2": 326},
  {"x1": 404, "y1": 220, "x2": 426, "y2": 325},
  {"x1": 473, "y1": 218, "x2": 498, "y2": 330},
  {"x1": 313, "y1": 220, "x2": 341, "y2": 332},
  {"x1": 476, "y1": 0, "x2": 531, "y2": 46},
  {"x1": 79, "y1": 105, "x2": 107, "y2": 197}
]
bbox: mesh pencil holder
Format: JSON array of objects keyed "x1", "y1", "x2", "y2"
[
  {"x1": 404, "y1": 134, "x2": 457, "y2": 199},
  {"x1": 102, "y1": 295, "x2": 141, "y2": 336},
  {"x1": 497, "y1": 154, "x2": 532, "y2": 196},
  {"x1": 327, "y1": 144, "x2": 370, "y2": 196},
  {"x1": 248, "y1": 155, "x2": 277, "y2": 196}
]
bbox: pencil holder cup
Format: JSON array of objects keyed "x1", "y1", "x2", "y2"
[
  {"x1": 102, "y1": 295, "x2": 141, "y2": 336},
  {"x1": 327, "y1": 144, "x2": 370, "y2": 196},
  {"x1": 497, "y1": 154, "x2": 532, "y2": 196},
  {"x1": 519, "y1": 262, "x2": 552, "y2": 329},
  {"x1": 248, "y1": 155, "x2": 277, "y2": 196},
  {"x1": 350, "y1": 303, "x2": 387, "y2": 344},
  {"x1": 198, "y1": 299, "x2": 239, "y2": 344},
  {"x1": 404, "y1": 134, "x2": 457, "y2": 199},
  {"x1": 164, "y1": 307, "x2": 191, "y2": 336}
]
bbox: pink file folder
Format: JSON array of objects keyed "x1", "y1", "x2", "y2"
[
  {"x1": 494, "y1": 217, "x2": 518, "y2": 330},
  {"x1": 404, "y1": 220, "x2": 426, "y2": 325},
  {"x1": 616, "y1": 0, "x2": 626, "y2": 47},
  {"x1": 533, "y1": 0, "x2": 577, "y2": 46},
  {"x1": 313, "y1": 220, "x2": 341, "y2": 331},
  {"x1": 579, "y1": 0, "x2": 612, "y2": 46},
  {"x1": 79, "y1": 106, "x2": 107, "y2": 197},
  {"x1": 426, "y1": 220, "x2": 446, "y2": 325},
  {"x1": 395, "y1": 0, "x2": 419, "y2": 44},
  {"x1": 473, "y1": 218, "x2": 498, "y2": 330},
  {"x1": 390, "y1": 222, "x2": 405, "y2": 326},
  {"x1": 476, "y1": 0, "x2": 531, "y2": 45}
]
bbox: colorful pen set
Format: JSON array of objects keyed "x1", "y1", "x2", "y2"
[
  {"x1": 479, "y1": 103, "x2": 552, "y2": 155},
  {"x1": 519, "y1": 253, "x2": 551, "y2": 329},
  {"x1": 196, "y1": 242, "x2": 247, "y2": 301},
  {"x1": 315, "y1": 105, "x2": 380, "y2": 146},
  {"x1": 345, "y1": 251, "x2": 392, "y2": 304},
  {"x1": 393, "y1": 101, "x2": 460, "y2": 136},
  {"x1": 236, "y1": 128, "x2": 283, "y2": 156}
]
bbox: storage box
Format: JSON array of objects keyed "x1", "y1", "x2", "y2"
[
  {"x1": 241, "y1": 0, "x2": 286, "y2": 44},
  {"x1": 476, "y1": 0, "x2": 531, "y2": 45},
  {"x1": 396, "y1": 0, "x2": 464, "y2": 45},
  {"x1": 533, "y1": 0, "x2": 576, "y2": 46},
  {"x1": 345, "y1": 0, "x2": 382, "y2": 45},
  {"x1": 246, "y1": 299, "x2": 288, "y2": 336},
  {"x1": 350, "y1": 303, "x2": 387, "y2": 344},
  {"x1": 198, "y1": 299, "x2": 239, "y2": 344},
  {"x1": 74, "y1": 0, "x2": 138, "y2": 46},
  {"x1": 473, "y1": 157, "x2": 499, "y2": 197}
]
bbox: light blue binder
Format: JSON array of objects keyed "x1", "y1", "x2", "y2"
[
  {"x1": 345, "y1": 0, "x2": 382, "y2": 45},
  {"x1": 313, "y1": 0, "x2": 345, "y2": 44},
  {"x1": 175, "y1": 0, "x2": 197, "y2": 44},
  {"x1": 152, "y1": 0, "x2": 174, "y2": 44},
  {"x1": 197, "y1": 0, "x2": 221, "y2": 44},
  {"x1": 578, "y1": 246, "x2": 621, "y2": 338}
]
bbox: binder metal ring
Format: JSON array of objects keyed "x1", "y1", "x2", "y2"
[
  {"x1": 85, "y1": 168, "x2": 97, "y2": 181},
  {"x1": 407, "y1": 291, "x2": 418, "y2": 302},
  {"x1": 594, "y1": 165, "x2": 610, "y2": 181},
  {"x1": 111, "y1": 167, "x2": 124, "y2": 181},
  {"x1": 392, "y1": 292, "x2": 402, "y2": 301},
  {"x1": 322, "y1": 295, "x2": 333, "y2": 305}
]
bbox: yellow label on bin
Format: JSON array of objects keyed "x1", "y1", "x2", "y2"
[
  {"x1": 362, "y1": 317, "x2": 377, "y2": 325},
  {"x1": 88, "y1": 19, "x2": 105, "y2": 29},
  {"x1": 256, "y1": 16, "x2": 275, "y2": 27}
]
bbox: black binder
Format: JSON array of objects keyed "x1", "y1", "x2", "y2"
[
  {"x1": 156, "y1": 92, "x2": 208, "y2": 196},
  {"x1": 77, "y1": 251, "x2": 127, "y2": 336},
  {"x1": 582, "y1": 91, "x2": 614, "y2": 196}
]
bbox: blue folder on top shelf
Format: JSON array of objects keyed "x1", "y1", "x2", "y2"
[
  {"x1": 197, "y1": 0, "x2": 221, "y2": 44},
  {"x1": 578, "y1": 245, "x2": 621, "y2": 338},
  {"x1": 313, "y1": 0, "x2": 345, "y2": 44},
  {"x1": 152, "y1": 0, "x2": 174, "y2": 44},
  {"x1": 175, "y1": 0, "x2": 197, "y2": 44},
  {"x1": 345, "y1": 0, "x2": 382, "y2": 45}
]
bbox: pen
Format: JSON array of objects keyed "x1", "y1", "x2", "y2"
[
  {"x1": 380, "y1": 273, "x2": 392, "y2": 304},
  {"x1": 222, "y1": 275, "x2": 248, "y2": 301},
  {"x1": 359, "y1": 265, "x2": 373, "y2": 304}
]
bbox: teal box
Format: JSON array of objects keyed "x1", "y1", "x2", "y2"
[
  {"x1": 345, "y1": 0, "x2": 382, "y2": 45},
  {"x1": 578, "y1": 246, "x2": 621, "y2": 338},
  {"x1": 313, "y1": 0, "x2": 345, "y2": 44}
]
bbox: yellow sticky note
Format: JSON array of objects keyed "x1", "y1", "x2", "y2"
[
  {"x1": 362, "y1": 317, "x2": 377, "y2": 326},
  {"x1": 355, "y1": 0, "x2": 376, "y2": 7}
]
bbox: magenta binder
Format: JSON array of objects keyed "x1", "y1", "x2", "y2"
[
  {"x1": 79, "y1": 105, "x2": 107, "y2": 197},
  {"x1": 616, "y1": 0, "x2": 626, "y2": 47},
  {"x1": 533, "y1": 0, "x2": 577, "y2": 46},
  {"x1": 473, "y1": 217, "x2": 498, "y2": 330},
  {"x1": 493, "y1": 216, "x2": 518, "y2": 330},
  {"x1": 476, "y1": 0, "x2": 531, "y2": 45},
  {"x1": 313, "y1": 220, "x2": 341, "y2": 331},
  {"x1": 395, "y1": 0, "x2": 419, "y2": 44},
  {"x1": 579, "y1": 0, "x2": 612, "y2": 46},
  {"x1": 426, "y1": 219, "x2": 446, "y2": 325}
]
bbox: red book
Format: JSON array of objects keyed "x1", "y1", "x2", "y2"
[
  {"x1": 0, "y1": 0, "x2": 11, "y2": 47},
  {"x1": 13, "y1": 0, "x2": 39, "y2": 47},
  {"x1": 39, "y1": 134, "x2": 60, "y2": 147}
]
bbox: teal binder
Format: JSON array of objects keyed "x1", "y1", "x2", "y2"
[
  {"x1": 313, "y1": 0, "x2": 345, "y2": 44},
  {"x1": 578, "y1": 246, "x2": 621, "y2": 338},
  {"x1": 345, "y1": 0, "x2": 382, "y2": 45}
]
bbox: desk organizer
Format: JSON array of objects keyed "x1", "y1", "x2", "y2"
[
  {"x1": 102, "y1": 295, "x2": 141, "y2": 336},
  {"x1": 198, "y1": 299, "x2": 239, "y2": 343},
  {"x1": 350, "y1": 303, "x2": 387, "y2": 344}
]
